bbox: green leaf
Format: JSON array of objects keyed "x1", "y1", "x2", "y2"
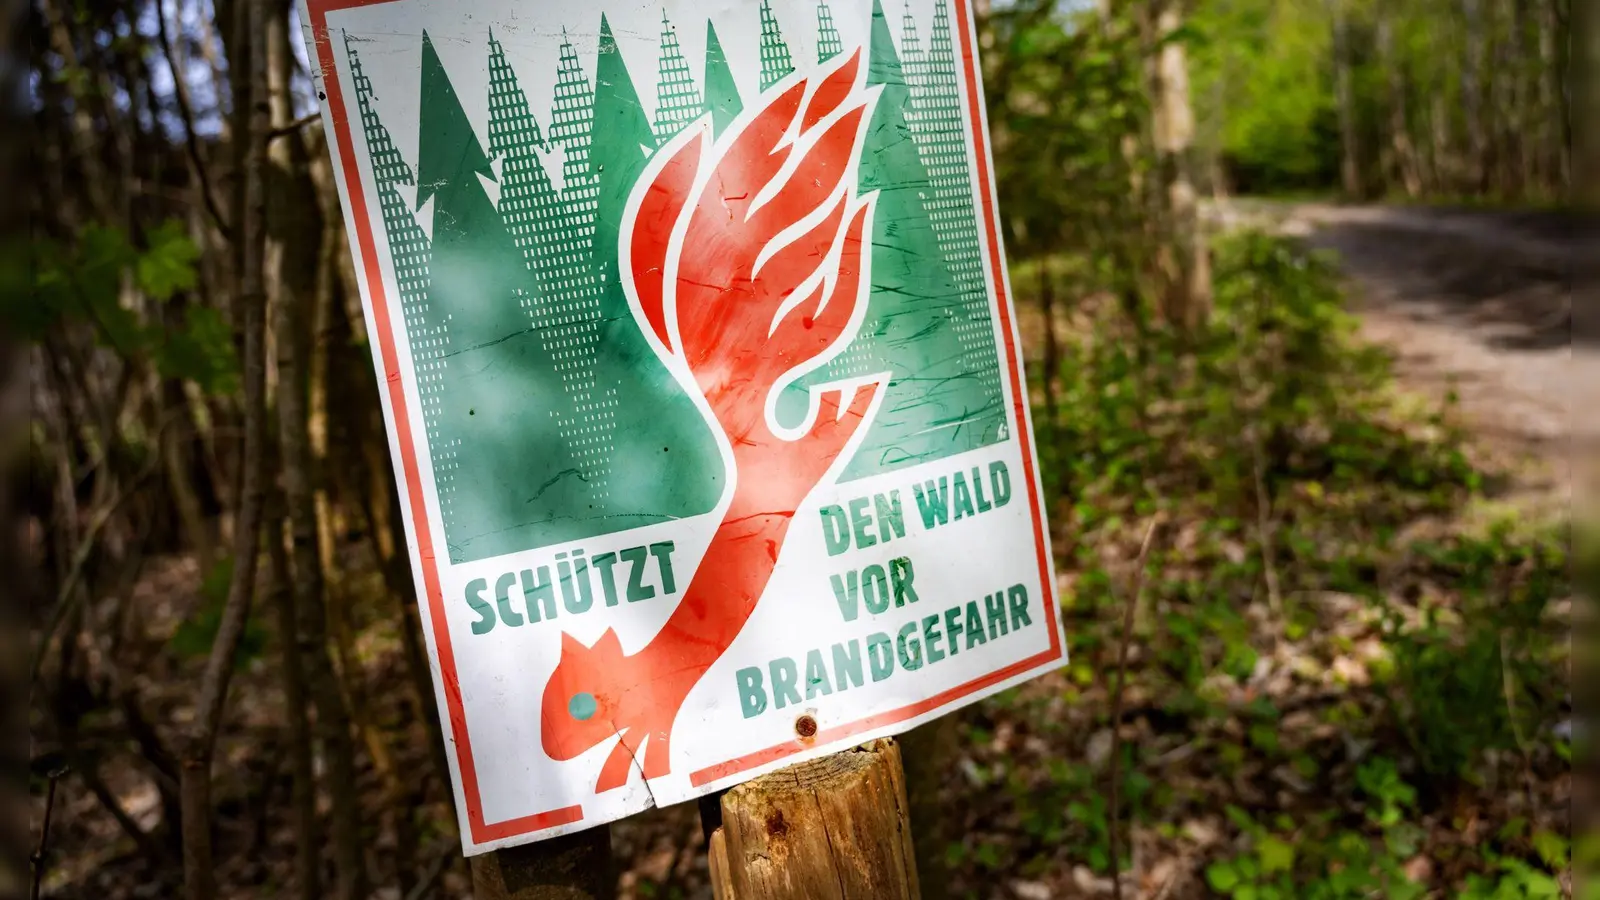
[
  {"x1": 1206, "y1": 861, "x2": 1241, "y2": 893},
  {"x1": 1256, "y1": 836, "x2": 1295, "y2": 875},
  {"x1": 1225, "y1": 804, "x2": 1257, "y2": 833},
  {"x1": 154, "y1": 305, "x2": 239, "y2": 394},
  {"x1": 135, "y1": 219, "x2": 201, "y2": 300},
  {"x1": 1530, "y1": 830, "x2": 1568, "y2": 870}
]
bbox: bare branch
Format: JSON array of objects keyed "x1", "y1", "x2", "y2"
[
  {"x1": 268, "y1": 112, "x2": 322, "y2": 140},
  {"x1": 155, "y1": 0, "x2": 233, "y2": 240},
  {"x1": 29, "y1": 766, "x2": 67, "y2": 900},
  {"x1": 1108, "y1": 518, "x2": 1160, "y2": 900}
]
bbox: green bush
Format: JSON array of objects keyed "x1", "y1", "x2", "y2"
[
  {"x1": 1379, "y1": 526, "x2": 1566, "y2": 784},
  {"x1": 1045, "y1": 230, "x2": 1472, "y2": 519}
]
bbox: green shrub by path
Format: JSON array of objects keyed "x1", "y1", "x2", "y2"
[
  {"x1": 1044, "y1": 229, "x2": 1475, "y2": 531},
  {"x1": 954, "y1": 231, "x2": 1570, "y2": 898}
]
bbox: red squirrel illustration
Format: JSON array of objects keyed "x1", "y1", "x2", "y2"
[{"x1": 538, "y1": 49, "x2": 884, "y2": 792}]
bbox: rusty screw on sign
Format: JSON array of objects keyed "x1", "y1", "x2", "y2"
[{"x1": 794, "y1": 714, "x2": 818, "y2": 741}]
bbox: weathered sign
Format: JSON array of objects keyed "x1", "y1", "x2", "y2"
[{"x1": 299, "y1": 0, "x2": 1062, "y2": 853}]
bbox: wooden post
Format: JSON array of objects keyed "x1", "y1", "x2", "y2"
[
  {"x1": 706, "y1": 738, "x2": 920, "y2": 900},
  {"x1": 470, "y1": 826, "x2": 615, "y2": 900}
]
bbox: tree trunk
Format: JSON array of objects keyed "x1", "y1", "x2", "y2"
[
  {"x1": 1037, "y1": 260, "x2": 1060, "y2": 448},
  {"x1": 178, "y1": 0, "x2": 270, "y2": 893},
  {"x1": 469, "y1": 829, "x2": 615, "y2": 900},
  {"x1": 1377, "y1": 17, "x2": 1423, "y2": 198},
  {"x1": 265, "y1": 487, "x2": 321, "y2": 900},
  {"x1": 1330, "y1": 0, "x2": 1362, "y2": 198},
  {"x1": 899, "y1": 720, "x2": 959, "y2": 900},
  {"x1": 1535, "y1": 0, "x2": 1561, "y2": 193},
  {"x1": 1148, "y1": 0, "x2": 1212, "y2": 331},
  {"x1": 1464, "y1": 0, "x2": 1490, "y2": 192},
  {"x1": 349, "y1": 339, "x2": 452, "y2": 799},
  {"x1": 707, "y1": 739, "x2": 920, "y2": 900},
  {"x1": 1493, "y1": 0, "x2": 1524, "y2": 198},
  {"x1": 160, "y1": 374, "x2": 211, "y2": 567},
  {"x1": 264, "y1": 6, "x2": 368, "y2": 898}
]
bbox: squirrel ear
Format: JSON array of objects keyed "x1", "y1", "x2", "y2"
[
  {"x1": 594, "y1": 628, "x2": 624, "y2": 658},
  {"x1": 560, "y1": 630, "x2": 586, "y2": 658}
]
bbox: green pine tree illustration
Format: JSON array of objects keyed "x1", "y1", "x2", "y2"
[
  {"x1": 908, "y1": 0, "x2": 1003, "y2": 408},
  {"x1": 703, "y1": 21, "x2": 743, "y2": 135},
  {"x1": 487, "y1": 30, "x2": 564, "y2": 285},
  {"x1": 653, "y1": 11, "x2": 703, "y2": 144},
  {"x1": 758, "y1": 0, "x2": 795, "y2": 90},
  {"x1": 902, "y1": 2, "x2": 928, "y2": 102},
  {"x1": 488, "y1": 28, "x2": 626, "y2": 508},
  {"x1": 549, "y1": 29, "x2": 601, "y2": 244},
  {"x1": 816, "y1": 1, "x2": 843, "y2": 64},
  {"x1": 591, "y1": 15, "x2": 652, "y2": 280},
  {"x1": 791, "y1": 0, "x2": 1005, "y2": 481},
  {"x1": 415, "y1": 31, "x2": 597, "y2": 562},
  {"x1": 579, "y1": 15, "x2": 725, "y2": 525},
  {"x1": 347, "y1": 36, "x2": 464, "y2": 540}
]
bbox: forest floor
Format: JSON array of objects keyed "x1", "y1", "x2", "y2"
[{"x1": 34, "y1": 205, "x2": 1577, "y2": 900}]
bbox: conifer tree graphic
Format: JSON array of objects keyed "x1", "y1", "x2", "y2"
[
  {"x1": 487, "y1": 29, "x2": 616, "y2": 506},
  {"x1": 414, "y1": 31, "x2": 593, "y2": 563},
  {"x1": 816, "y1": 1, "x2": 843, "y2": 63},
  {"x1": 758, "y1": 0, "x2": 795, "y2": 90},
  {"x1": 347, "y1": 25, "x2": 724, "y2": 561},
  {"x1": 653, "y1": 11, "x2": 702, "y2": 144},
  {"x1": 703, "y1": 21, "x2": 743, "y2": 135},
  {"x1": 900, "y1": 3, "x2": 927, "y2": 111},
  {"x1": 903, "y1": 0, "x2": 1003, "y2": 408},
  {"x1": 487, "y1": 31, "x2": 565, "y2": 298},
  {"x1": 792, "y1": 0, "x2": 1005, "y2": 481},
  {"x1": 586, "y1": 16, "x2": 726, "y2": 518},
  {"x1": 348, "y1": 36, "x2": 464, "y2": 539},
  {"x1": 345, "y1": 3, "x2": 1013, "y2": 554}
]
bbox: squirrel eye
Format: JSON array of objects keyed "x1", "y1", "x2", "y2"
[{"x1": 568, "y1": 692, "x2": 598, "y2": 721}]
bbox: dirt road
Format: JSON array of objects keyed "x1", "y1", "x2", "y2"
[{"x1": 1216, "y1": 202, "x2": 1587, "y2": 490}]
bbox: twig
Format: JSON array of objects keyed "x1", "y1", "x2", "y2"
[
  {"x1": 154, "y1": 1, "x2": 231, "y2": 240},
  {"x1": 1248, "y1": 419, "x2": 1284, "y2": 646},
  {"x1": 31, "y1": 766, "x2": 68, "y2": 900},
  {"x1": 1234, "y1": 310, "x2": 1284, "y2": 646},
  {"x1": 30, "y1": 444, "x2": 164, "y2": 682},
  {"x1": 268, "y1": 112, "x2": 322, "y2": 140},
  {"x1": 1500, "y1": 632, "x2": 1538, "y2": 813},
  {"x1": 402, "y1": 848, "x2": 454, "y2": 900},
  {"x1": 1108, "y1": 519, "x2": 1160, "y2": 900}
]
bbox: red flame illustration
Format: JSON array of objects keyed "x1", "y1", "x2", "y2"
[{"x1": 538, "y1": 49, "x2": 883, "y2": 792}]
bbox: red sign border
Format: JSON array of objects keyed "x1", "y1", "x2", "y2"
[{"x1": 303, "y1": 0, "x2": 1059, "y2": 847}]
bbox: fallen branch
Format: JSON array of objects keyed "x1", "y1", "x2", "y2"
[
  {"x1": 1108, "y1": 519, "x2": 1160, "y2": 900},
  {"x1": 30, "y1": 766, "x2": 67, "y2": 900},
  {"x1": 402, "y1": 848, "x2": 454, "y2": 900}
]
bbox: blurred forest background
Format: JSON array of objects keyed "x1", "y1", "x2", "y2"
[{"x1": 17, "y1": 0, "x2": 1581, "y2": 897}]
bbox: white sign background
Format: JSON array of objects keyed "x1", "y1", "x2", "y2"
[{"x1": 298, "y1": 0, "x2": 1063, "y2": 854}]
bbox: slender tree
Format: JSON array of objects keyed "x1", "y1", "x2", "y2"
[
  {"x1": 266, "y1": 3, "x2": 368, "y2": 892},
  {"x1": 1148, "y1": 0, "x2": 1212, "y2": 329},
  {"x1": 261, "y1": 8, "x2": 323, "y2": 898},
  {"x1": 1377, "y1": 15, "x2": 1423, "y2": 197},
  {"x1": 178, "y1": 0, "x2": 270, "y2": 895},
  {"x1": 1329, "y1": 0, "x2": 1362, "y2": 197}
]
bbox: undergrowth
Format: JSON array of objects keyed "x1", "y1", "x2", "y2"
[{"x1": 951, "y1": 231, "x2": 1570, "y2": 899}]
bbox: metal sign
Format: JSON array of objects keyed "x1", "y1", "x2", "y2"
[{"x1": 299, "y1": 0, "x2": 1061, "y2": 853}]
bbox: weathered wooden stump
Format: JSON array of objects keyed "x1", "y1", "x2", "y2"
[
  {"x1": 470, "y1": 825, "x2": 614, "y2": 900},
  {"x1": 707, "y1": 738, "x2": 921, "y2": 900}
]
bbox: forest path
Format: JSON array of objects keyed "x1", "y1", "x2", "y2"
[{"x1": 1214, "y1": 200, "x2": 1587, "y2": 512}]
